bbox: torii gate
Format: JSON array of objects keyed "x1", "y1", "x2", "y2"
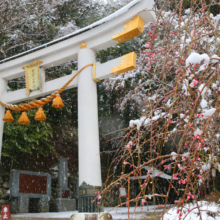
[{"x1": 0, "y1": 0, "x2": 155, "y2": 212}]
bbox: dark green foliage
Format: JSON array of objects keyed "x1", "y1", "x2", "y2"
[
  {"x1": 97, "y1": 37, "x2": 143, "y2": 64},
  {"x1": 2, "y1": 108, "x2": 55, "y2": 171},
  {"x1": 55, "y1": 0, "x2": 124, "y2": 28}
]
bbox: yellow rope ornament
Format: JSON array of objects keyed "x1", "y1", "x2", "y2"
[
  {"x1": 35, "y1": 108, "x2": 46, "y2": 121},
  {"x1": 0, "y1": 63, "x2": 94, "y2": 112},
  {"x1": 93, "y1": 63, "x2": 100, "y2": 82},
  {"x1": 52, "y1": 94, "x2": 64, "y2": 109},
  {"x1": 3, "y1": 110, "x2": 14, "y2": 122},
  {"x1": 18, "y1": 112, "x2": 30, "y2": 125}
]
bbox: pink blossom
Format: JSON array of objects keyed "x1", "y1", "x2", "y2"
[
  {"x1": 128, "y1": 141, "x2": 133, "y2": 145},
  {"x1": 184, "y1": 92, "x2": 190, "y2": 96},
  {"x1": 189, "y1": 79, "x2": 199, "y2": 88},
  {"x1": 125, "y1": 144, "x2": 131, "y2": 150}
]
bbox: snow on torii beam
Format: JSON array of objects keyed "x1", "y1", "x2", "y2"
[{"x1": 0, "y1": 0, "x2": 155, "y2": 191}]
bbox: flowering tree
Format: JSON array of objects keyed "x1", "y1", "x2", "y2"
[{"x1": 100, "y1": 0, "x2": 220, "y2": 219}]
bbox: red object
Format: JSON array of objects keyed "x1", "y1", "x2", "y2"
[
  {"x1": 1, "y1": 205, "x2": 10, "y2": 220},
  {"x1": 62, "y1": 190, "x2": 70, "y2": 198},
  {"x1": 19, "y1": 174, "x2": 47, "y2": 194}
]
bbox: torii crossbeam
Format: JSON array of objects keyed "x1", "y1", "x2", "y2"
[{"x1": 0, "y1": 0, "x2": 155, "y2": 212}]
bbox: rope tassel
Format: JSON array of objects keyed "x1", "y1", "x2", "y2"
[
  {"x1": 18, "y1": 112, "x2": 30, "y2": 125},
  {"x1": 35, "y1": 108, "x2": 46, "y2": 121},
  {"x1": 3, "y1": 110, "x2": 14, "y2": 123},
  {"x1": 52, "y1": 94, "x2": 64, "y2": 109}
]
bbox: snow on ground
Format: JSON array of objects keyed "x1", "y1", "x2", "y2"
[
  {"x1": 105, "y1": 206, "x2": 166, "y2": 219},
  {"x1": 11, "y1": 203, "x2": 220, "y2": 219},
  {"x1": 12, "y1": 211, "x2": 75, "y2": 218},
  {"x1": 163, "y1": 201, "x2": 220, "y2": 220},
  {"x1": 11, "y1": 205, "x2": 172, "y2": 219}
]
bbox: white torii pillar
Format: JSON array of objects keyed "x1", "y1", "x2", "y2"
[
  {"x1": 78, "y1": 47, "x2": 102, "y2": 187},
  {"x1": 0, "y1": 79, "x2": 7, "y2": 158}
]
